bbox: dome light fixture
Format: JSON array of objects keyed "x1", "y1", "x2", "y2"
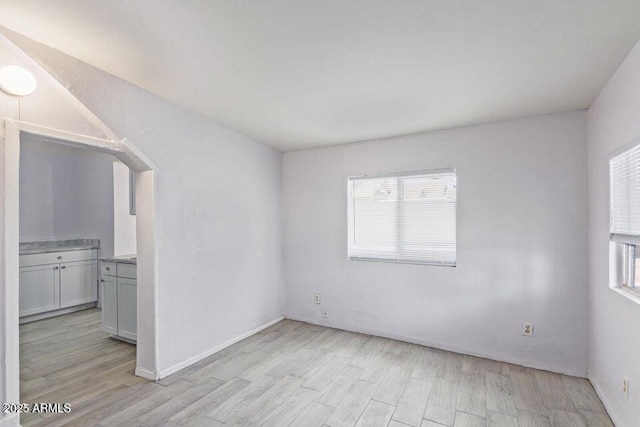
[{"x1": 0, "y1": 65, "x2": 37, "y2": 96}]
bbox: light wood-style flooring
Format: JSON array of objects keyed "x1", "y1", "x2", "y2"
[{"x1": 20, "y1": 309, "x2": 613, "y2": 426}]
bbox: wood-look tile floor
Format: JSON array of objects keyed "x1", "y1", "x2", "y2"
[{"x1": 20, "y1": 309, "x2": 613, "y2": 427}]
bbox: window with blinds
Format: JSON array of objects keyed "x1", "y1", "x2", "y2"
[
  {"x1": 610, "y1": 143, "x2": 640, "y2": 293},
  {"x1": 347, "y1": 169, "x2": 456, "y2": 266}
]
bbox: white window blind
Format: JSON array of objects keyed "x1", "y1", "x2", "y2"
[
  {"x1": 347, "y1": 169, "x2": 456, "y2": 266},
  {"x1": 610, "y1": 143, "x2": 640, "y2": 243}
]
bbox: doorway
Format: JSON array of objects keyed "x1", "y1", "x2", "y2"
[{"x1": 2, "y1": 119, "x2": 159, "y2": 424}]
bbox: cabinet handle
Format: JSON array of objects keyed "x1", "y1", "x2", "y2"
[
  {"x1": 100, "y1": 279, "x2": 104, "y2": 282},
  {"x1": 57, "y1": 256, "x2": 62, "y2": 260},
  {"x1": 106, "y1": 267, "x2": 110, "y2": 271},
  {"x1": 53, "y1": 266, "x2": 58, "y2": 270},
  {"x1": 61, "y1": 266, "x2": 66, "y2": 270}
]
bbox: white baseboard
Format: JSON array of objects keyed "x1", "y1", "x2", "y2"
[
  {"x1": 156, "y1": 316, "x2": 285, "y2": 380},
  {"x1": 135, "y1": 367, "x2": 159, "y2": 381},
  {"x1": 588, "y1": 373, "x2": 621, "y2": 427},
  {"x1": 19, "y1": 303, "x2": 96, "y2": 324},
  {"x1": 285, "y1": 313, "x2": 586, "y2": 378},
  {"x1": 0, "y1": 413, "x2": 20, "y2": 427}
]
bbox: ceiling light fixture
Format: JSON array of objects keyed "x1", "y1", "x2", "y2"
[{"x1": 0, "y1": 65, "x2": 37, "y2": 96}]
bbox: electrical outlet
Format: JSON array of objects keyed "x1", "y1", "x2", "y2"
[
  {"x1": 522, "y1": 322, "x2": 534, "y2": 337},
  {"x1": 623, "y1": 376, "x2": 629, "y2": 399},
  {"x1": 314, "y1": 293, "x2": 321, "y2": 304},
  {"x1": 322, "y1": 309, "x2": 328, "y2": 319}
]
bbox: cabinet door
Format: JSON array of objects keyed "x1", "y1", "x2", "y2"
[
  {"x1": 59, "y1": 260, "x2": 98, "y2": 308},
  {"x1": 101, "y1": 275, "x2": 118, "y2": 334},
  {"x1": 19, "y1": 264, "x2": 60, "y2": 317},
  {"x1": 117, "y1": 277, "x2": 137, "y2": 341}
]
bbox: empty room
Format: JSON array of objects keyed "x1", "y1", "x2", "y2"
[{"x1": 0, "y1": 1, "x2": 639, "y2": 426}]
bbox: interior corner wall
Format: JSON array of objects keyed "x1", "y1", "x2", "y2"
[
  {"x1": 284, "y1": 110, "x2": 589, "y2": 376},
  {"x1": 587, "y1": 39, "x2": 640, "y2": 427},
  {"x1": 9, "y1": 36, "x2": 286, "y2": 375},
  {"x1": 19, "y1": 136, "x2": 116, "y2": 257},
  {"x1": 113, "y1": 161, "x2": 136, "y2": 256}
]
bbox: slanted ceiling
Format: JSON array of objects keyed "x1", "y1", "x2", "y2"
[{"x1": 1, "y1": 1, "x2": 640, "y2": 151}]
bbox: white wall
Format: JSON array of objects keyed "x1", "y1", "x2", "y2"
[
  {"x1": 587, "y1": 39, "x2": 640, "y2": 427},
  {"x1": 76, "y1": 153, "x2": 117, "y2": 258},
  {"x1": 7, "y1": 33, "x2": 285, "y2": 375},
  {"x1": 19, "y1": 136, "x2": 116, "y2": 256},
  {"x1": 0, "y1": 38, "x2": 111, "y2": 141},
  {"x1": 19, "y1": 137, "x2": 80, "y2": 241},
  {"x1": 113, "y1": 161, "x2": 136, "y2": 256},
  {"x1": 284, "y1": 111, "x2": 589, "y2": 376},
  {"x1": 0, "y1": 133, "x2": 7, "y2": 420}
]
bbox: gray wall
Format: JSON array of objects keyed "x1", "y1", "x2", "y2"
[
  {"x1": 20, "y1": 136, "x2": 116, "y2": 257},
  {"x1": 284, "y1": 111, "x2": 589, "y2": 376},
  {"x1": 587, "y1": 38, "x2": 640, "y2": 427}
]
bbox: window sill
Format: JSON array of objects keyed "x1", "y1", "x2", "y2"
[
  {"x1": 348, "y1": 256, "x2": 456, "y2": 267},
  {"x1": 611, "y1": 286, "x2": 640, "y2": 306}
]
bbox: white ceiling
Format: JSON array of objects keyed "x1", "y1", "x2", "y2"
[{"x1": 1, "y1": 1, "x2": 640, "y2": 152}]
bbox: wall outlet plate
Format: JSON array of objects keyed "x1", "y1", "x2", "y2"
[
  {"x1": 522, "y1": 322, "x2": 534, "y2": 337},
  {"x1": 314, "y1": 293, "x2": 321, "y2": 304},
  {"x1": 623, "y1": 376, "x2": 629, "y2": 399}
]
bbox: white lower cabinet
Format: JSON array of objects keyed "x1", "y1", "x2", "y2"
[
  {"x1": 101, "y1": 275, "x2": 118, "y2": 335},
  {"x1": 60, "y1": 260, "x2": 98, "y2": 308},
  {"x1": 101, "y1": 262, "x2": 137, "y2": 343},
  {"x1": 19, "y1": 264, "x2": 60, "y2": 317},
  {"x1": 117, "y1": 278, "x2": 137, "y2": 341},
  {"x1": 19, "y1": 249, "x2": 98, "y2": 320}
]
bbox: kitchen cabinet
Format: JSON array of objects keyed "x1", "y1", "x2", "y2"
[
  {"x1": 60, "y1": 260, "x2": 98, "y2": 308},
  {"x1": 19, "y1": 249, "x2": 97, "y2": 320},
  {"x1": 19, "y1": 264, "x2": 60, "y2": 317},
  {"x1": 117, "y1": 278, "x2": 137, "y2": 341},
  {"x1": 101, "y1": 275, "x2": 118, "y2": 335},
  {"x1": 100, "y1": 260, "x2": 137, "y2": 343}
]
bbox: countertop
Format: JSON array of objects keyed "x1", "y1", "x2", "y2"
[
  {"x1": 20, "y1": 239, "x2": 100, "y2": 255},
  {"x1": 99, "y1": 254, "x2": 137, "y2": 265}
]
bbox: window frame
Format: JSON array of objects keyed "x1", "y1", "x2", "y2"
[
  {"x1": 623, "y1": 243, "x2": 637, "y2": 293},
  {"x1": 611, "y1": 234, "x2": 640, "y2": 295},
  {"x1": 347, "y1": 168, "x2": 457, "y2": 267},
  {"x1": 609, "y1": 139, "x2": 640, "y2": 298}
]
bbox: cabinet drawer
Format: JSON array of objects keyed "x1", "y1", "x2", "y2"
[
  {"x1": 117, "y1": 264, "x2": 137, "y2": 280},
  {"x1": 101, "y1": 262, "x2": 116, "y2": 277},
  {"x1": 20, "y1": 249, "x2": 97, "y2": 268}
]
